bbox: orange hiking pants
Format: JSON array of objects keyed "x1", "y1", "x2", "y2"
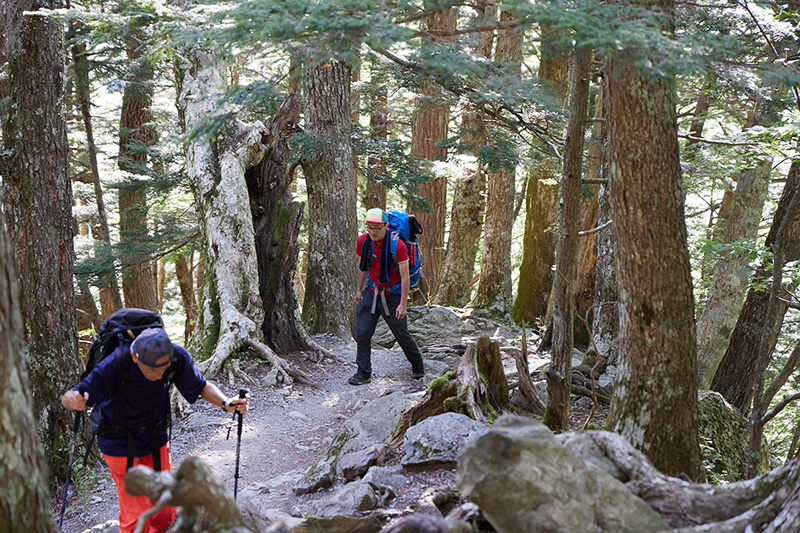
[{"x1": 103, "y1": 442, "x2": 177, "y2": 533}]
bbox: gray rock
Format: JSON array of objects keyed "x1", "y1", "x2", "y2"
[
  {"x1": 362, "y1": 465, "x2": 410, "y2": 490},
  {"x1": 340, "y1": 446, "x2": 379, "y2": 482},
  {"x1": 383, "y1": 513, "x2": 472, "y2": 533},
  {"x1": 297, "y1": 391, "x2": 418, "y2": 493},
  {"x1": 336, "y1": 391, "x2": 420, "y2": 458},
  {"x1": 698, "y1": 390, "x2": 767, "y2": 480},
  {"x1": 309, "y1": 481, "x2": 378, "y2": 517},
  {"x1": 81, "y1": 521, "x2": 119, "y2": 533},
  {"x1": 375, "y1": 306, "x2": 464, "y2": 348},
  {"x1": 293, "y1": 452, "x2": 337, "y2": 495},
  {"x1": 182, "y1": 412, "x2": 229, "y2": 431},
  {"x1": 456, "y1": 415, "x2": 669, "y2": 533},
  {"x1": 288, "y1": 515, "x2": 383, "y2": 533},
  {"x1": 402, "y1": 413, "x2": 489, "y2": 466}
]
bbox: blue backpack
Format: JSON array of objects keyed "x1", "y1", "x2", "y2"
[{"x1": 360, "y1": 210, "x2": 423, "y2": 293}]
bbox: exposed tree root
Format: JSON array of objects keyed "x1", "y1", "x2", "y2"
[
  {"x1": 125, "y1": 457, "x2": 250, "y2": 533},
  {"x1": 583, "y1": 431, "x2": 800, "y2": 531}
]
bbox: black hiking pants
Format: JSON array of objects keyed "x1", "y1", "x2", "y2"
[{"x1": 355, "y1": 287, "x2": 423, "y2": 377}]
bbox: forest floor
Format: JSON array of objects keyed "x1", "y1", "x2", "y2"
[{"x1": 52, "y1": 329, "x2": 606, "y2": 533}]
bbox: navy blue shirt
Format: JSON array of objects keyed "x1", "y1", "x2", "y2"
[{"x1": 74, "y1": 343, "x2": 207, "y2": 457}]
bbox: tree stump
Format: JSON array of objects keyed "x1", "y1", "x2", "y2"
[{"x1": 393, "y1": 336, "x2": 510, "y2": 442}]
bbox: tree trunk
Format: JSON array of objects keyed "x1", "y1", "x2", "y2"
[
  {"x1": 181, "y1": 46, "x2": 305, "y2": 383},
  {"x1": 592, "y1": 179, "x2": 619, "y2": 368},
  {"x1": 512, "y1": 22, "x2": 570, "y2": 326},
  {"x1": 0, "y1": 190, "x2": 57, "y2": 533},
  {"x1": 542, "y1": 48, "x2": 591, "y2": 433},
  {"x1": 433, "y1": 4, "x2": 494, "y2": 307},
  {"x1": 574, "y1": 90, "x2": 604, "y2": 343},
  {"x1": 696, "y1": 158, "x2": 771, "y2": 389},
  {"x1": 71, "y1": 38, "x2": 123, "y2": 316},
  {"x1": 247, "y1": 93, "x2": 339, "y2": 361},
  {"x1": 712, "y1": 159, "x2": 800, "y2": 411},
  {"x1": 2, "y1": 0, "x2": 84, "y2": 480},
  {"x1": 471, "y1": 9, "x2": 522, "y2": 316},
  {"x1": 512, "y1": 172, "x2": 559, "y2": 326},
  {"x1": 174, "y1": 251, "x2": 197, "y2": 345},
  {"x1": 300, "y1": 61, "x2": 357, "y2": 339},
  {"x1": 409, "y1": 8, "x2": 456, "y2": 298},
  {"x1": 363, "y1": 74, "x2": 388, "y2": 210},
  {"x1": 604, "y1": 0, "x2": 703, "y2": 481},
  {"x1": 118, "y1": 27, "x2": 158, "y2": 310}
]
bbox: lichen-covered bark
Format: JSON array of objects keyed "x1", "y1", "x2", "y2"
[
  {"x1": 592, "y1": 181, "x2": 619, "y2": 368},
  {"x1": 604, "y1": 0, "x2": 703, "y2": 481},
  {"x1": 696, "y1": 159, "x2": 770, "y2": 389},
  {"x1": 712, "y1": 159, "x2": 800, "y2": 411},
  {"x1": 0, "y1": 190, "x2": 57, "y2": 533},
  {"x1": 471, "y1": 10, "x2": 522, "y2": 316},
  {"x1": 434, "y1": 161, "x2": 485, "y2": 307},
  {"x1": 2, "y1": 1, "x2": 83, "y2": 480},
  {"x1": 181, "y1": 47, "x2": 302, "y2": 382},
  {"x1": 300, "y1": 61, "x2": 357, "y2": 338},
  {"x1": 409, "y1": 8, "x2": 456, "y2": 298},
  {"x1": 543, "y1": 48, "x2": 591, "y2": 433}
]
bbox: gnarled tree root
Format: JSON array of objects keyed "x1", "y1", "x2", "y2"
[{"x1": 125, "y1": 456, "x2": 251, "y2": 533}]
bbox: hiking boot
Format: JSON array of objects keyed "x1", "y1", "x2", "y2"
[
  {"x1": 348, "y1": 373, "x2": 371, "y2": 385},
  {"x1": 412, "y1": 368, "x2": 425, "y2": 380}
]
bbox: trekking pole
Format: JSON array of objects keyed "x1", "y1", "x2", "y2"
[
  {"x1": 233, "y1": 388, "x2": 248, "y2": 500},
  {"x1": 59, "y1": 385, "x2": 86, "y2": 530}
]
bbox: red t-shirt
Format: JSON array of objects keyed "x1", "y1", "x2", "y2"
[{"x1": 357, "y1": 232, "x2": 409, "y2": 288}]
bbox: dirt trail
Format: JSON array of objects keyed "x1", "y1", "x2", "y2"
[{"x1": 55, "y1": 334, "x2": 454, "y2": 532}]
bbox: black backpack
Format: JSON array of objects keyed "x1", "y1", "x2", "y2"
[
  {"x1": 82, "y1": 307, "x2": 165, "y2": 384},
  {"x1": 82, "y1": 308, "x2": 176, "y2": 470}
]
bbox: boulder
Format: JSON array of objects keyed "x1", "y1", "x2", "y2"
[
  {"x1": 456, "y1": 415, "x2": 669, "y2": 533},
  {"x1": 340, "y1": 445, "x2": 380, "y2": 482},
  {"x1": 374, "y1": 306, "x2": 464, "y2": 348},
  {"x1": 288, "y1": 515, "x2": 383, "y2": 533},
  {"x1": 309, "y1": 481, "x2": 379, "y2": 517},
  {"x1": 293, "y1": 451, "x2": 337, "y2": 495},
  {"x1": 697, "y1": 390, "x2": 768, "y2": 481},
  {"x1": 402, "y1": 413, "x2": 489, "y2": 466},
  {"x1": 362, "y1": 465, "x2": 410, "y2": 490},
  {"x1": 296, "y1": 391, "x2": 418, "y2": 493}
]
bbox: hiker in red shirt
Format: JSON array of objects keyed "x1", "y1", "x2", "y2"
[{"x1": 351, "y1": 208, "x2": 425, "y2": 385}]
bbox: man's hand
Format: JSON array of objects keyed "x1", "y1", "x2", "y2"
[
  {"x1": 62, "y1": 389, "x2": 89, "y2": 411},
  {"x1": 396, "y1": 302, "x2": 408, "y2": 319},
  {"x1": 224, "y1": 393, "x2": 251, "y2": 414},
  {"x1": 355, "y1": 290, "x2": 362, "y2": 304}
]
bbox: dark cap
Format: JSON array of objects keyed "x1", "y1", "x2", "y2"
[{"x1": 131, "y1": 328, "x2": 174, "y2": 368}]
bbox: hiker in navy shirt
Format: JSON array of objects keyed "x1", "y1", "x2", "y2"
[
  {"x1": 351, "y1": 207, "x2": 425, "y2": 385},
  {"x1": 62, "y1": 328, "x2": 249, "y2": 533}
]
